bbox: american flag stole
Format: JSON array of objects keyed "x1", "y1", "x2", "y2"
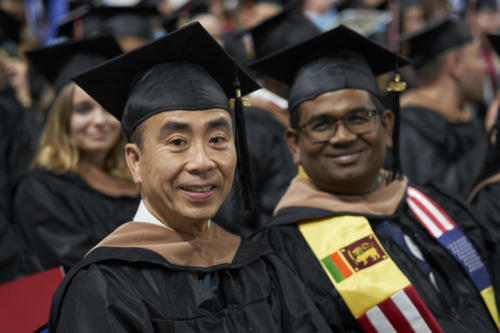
[{"x1": 407, "y1": 186, "x2": 500, "y2": 329}]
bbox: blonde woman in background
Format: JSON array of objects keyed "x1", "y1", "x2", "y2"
[{"x1": 13, "y1": 36, "x2": 140, "y2": 274}]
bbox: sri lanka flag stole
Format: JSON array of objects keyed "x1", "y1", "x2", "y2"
[
  {"x1": 298, "y1": 216, "x2": 443, "y2": 333},
  {"x1": 298, "y1": 186, "x2": 500, "y2": 332}
]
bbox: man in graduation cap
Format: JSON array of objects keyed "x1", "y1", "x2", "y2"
[
  {"x1": 48, "y1": 22, "x2": 331, "y2": 332},
  {"x1": 468, "y1": 33, "x2": 500, "y2": 243},
  {"x1": 251, "y1": 24, "x2": 500, "y2": 332},
  {"x1": 399, "y1": 15, "x2": 489, "y2": 197}
]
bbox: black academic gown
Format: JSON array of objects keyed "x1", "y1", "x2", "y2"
[
  {"x1": 49, "y1": 223, "x2": 331, "y2": 332},
  {"x1": 215, "y1": 107, "x2": 296, "y2": 237},
  {"x1": 255, "y1": 176, "x2": 498, "y2": 332},
  {"x1": 12, "y1": 167, "x2": 140, "y2": 272},
  {"x1": 400, "y1": 105, "x2": 488, "y2": 197}
]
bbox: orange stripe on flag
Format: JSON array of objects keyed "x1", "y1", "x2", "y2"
[{"x1": 330, "y1": 252, "x2": 352, "y2": 278}]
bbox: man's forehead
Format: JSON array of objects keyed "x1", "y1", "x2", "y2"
[
  {"x1": 143, "y1": 109, "x2": 231, "y2": 131},
  {"x1": 301, "y1": 89, "x2": 375, "y2": 113}
]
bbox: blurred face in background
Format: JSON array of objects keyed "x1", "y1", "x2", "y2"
[
  {"x1": 0, "y1": 0, "x2": 25, "y2": 21},
  {"x1": 70, "y1": 85, "x2": 122, "y2": 158},
  {"x1": 401, "y1": 4, "x2": 425, "y2": 33},
  {"x1": 456, "y1": 40, "x2": 487, "y2": 103},
  {"x1": 476, "y1": 7, "x2": 500, "y2": 36},
  {"x1": 238, "y1": 2, "x2": 281, "y2": 29}
]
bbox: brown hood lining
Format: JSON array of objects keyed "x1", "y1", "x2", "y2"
[
  {"x1": 89, "y1": 221, "x2": 241, "y2": 268},
  {"x1": 275, "y1": 171, "x2": 408, "y2": 217}
]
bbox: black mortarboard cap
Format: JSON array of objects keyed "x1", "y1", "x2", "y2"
[
  {"x1": 25, "y1": 35, "x2": 122, "y2": 92},
  {"x1": 162, "y1": 0, "x2": 209, "y2": 33},
  {"x1": 254, "y1": 0, "x2": 284, "y2": 4},
  {"x1": 0, "y1": 9, "x2": 21, "y2": 44},
  {"x1": 250, "y1": 24, "x2": 409, "y2": 111},
  {"x1": 399, "y1": 15, "x2": 473, "y2": 69},
  {"x1": 73, "y1": 22, "x2": 259, "y2": 137},
  {"x1": 58, "y1": 5, "x2": 157, "y2": 40},
  {"x1": 488, "y1": 33, "x2": 500, "y2": 56},
  {"x1": 400, "y1": 0, "x2": 422, "y2": 12},
  {"x1": 74, "y1": 22, "x2": 260, "y2": 209},
  {"x1": 246, "y1": 0, "x2": 321, "y2": 59},
  {"x1": 476, "y1": 0, "x2": 498, "y2": 10}
]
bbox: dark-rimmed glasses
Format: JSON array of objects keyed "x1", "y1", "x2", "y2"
[{"x1": 299, "y1": 109, "x2": 381, "y2": 143}]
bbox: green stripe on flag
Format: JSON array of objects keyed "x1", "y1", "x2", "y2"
[{"x1": 322, "y1": 256, "x2": 345, "y2": 282}]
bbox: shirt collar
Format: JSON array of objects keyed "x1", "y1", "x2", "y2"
[
  {"x1": 133, "y1": 200, "x2": 167, "y2": 228},
  {"x1": 133, "y1": 200, "x2": 211, "y2": 229}
]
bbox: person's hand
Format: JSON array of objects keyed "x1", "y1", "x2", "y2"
[
  {"x1": 1, "y1": 56, "x2": 31, "y2": 107},
  {"x1": 2, "y1": 56, "x2": 28, "y2": 91}
]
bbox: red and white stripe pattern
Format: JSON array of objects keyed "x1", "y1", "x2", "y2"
[
  {"x1": 358, "y1": 286, "x2": 443, "y2": 333},
  {"x1": 406, "y1": 187, "x2": 456, "y2": 238}
]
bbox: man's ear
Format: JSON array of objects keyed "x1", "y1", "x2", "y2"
[
  {"x1": 285, "y1": 128, "x2": 302, "y2": 164},
  {"x1": 447, "y1": 51, "x2": 462, "y2": 81},
  {"x1": 125, "y1": 143, "x2": 142, "y2": 184},
  {"x1": 381, "y1": 110, "x2": 394, "y2": 148}
]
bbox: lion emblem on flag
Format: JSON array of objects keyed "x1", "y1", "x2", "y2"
[
  {"x1": 348, "y1": 242, "x2": 380, "y2": 266},
  {"x1": 342, "y1": 235, "x2": 387, "y2": 271}
]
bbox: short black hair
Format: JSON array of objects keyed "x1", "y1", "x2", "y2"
[
  {"x1": 415, "y1": 52, "x2": 447, "y2": 85},
  {"x1": 130, "y1": 122, "x2": 144, "y2": 150}
]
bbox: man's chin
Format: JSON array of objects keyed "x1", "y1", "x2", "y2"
[
  {"x1": 313, "y1": 173, "x2": 366, "y2": 193},
  {"x1": 182, "y1": 206, "x2": 219, "y2": 222}
]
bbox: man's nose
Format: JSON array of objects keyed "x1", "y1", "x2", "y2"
[
  {"x1": 328, "y1": 121, "x2": 357, "y2": 145},
  {"x1": 185, "y1": 141, "x2": 216, "y2": 173}
]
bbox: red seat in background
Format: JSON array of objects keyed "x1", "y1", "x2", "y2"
[{"x1": 0, "y1": 267, "x2": 64, "y2": 333}]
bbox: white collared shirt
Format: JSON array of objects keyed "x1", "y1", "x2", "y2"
[
  {"x1": 133, "y1": 200, "x2": 167, "y2": 228},
  {"x1": 133, "y1": 200, "x2": 211, "y2": 229}
]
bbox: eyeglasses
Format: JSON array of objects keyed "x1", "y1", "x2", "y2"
[{"x1": 299, "y1": 109, "x2": 381, "y2": 143}]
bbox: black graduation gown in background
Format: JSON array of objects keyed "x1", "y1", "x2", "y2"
[
  {"x1": 0, "y1": 91, "x2": 37, "y2": 217},
  {"x1": 255, "y1": 178, "x2": 498, "y2": 332},
  {"x1": 13, "y1": 167, "x2": 140, "y2": 272},
  {"x1": 0, "y1": 92, "x2": 35, "y2": 283},
  {"x1": 0, "y1": 213, "x2": 27, "y2": 283},
  {"x1": 468, "y1": 175, "x2": 500, "y2": 315},
  {"x1": 469, "y1": 174, "x2": 500, "y2": 242},
  {"x1": 400, "y1": 106, "x2": 488, "y2": 197},
  {"x1": 215, "y1": 107, "x2": 296, "y2": 237},
  {"x1": 49, "y1": 233, "x2": 332, "y2": 332}
]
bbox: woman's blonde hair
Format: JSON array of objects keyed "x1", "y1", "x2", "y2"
[{"x1": 33, "y1": 82, "x2": 132, "y2": 180}]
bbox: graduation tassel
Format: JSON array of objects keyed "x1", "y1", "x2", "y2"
[
  {"x1": 386, "y1": 0, "x2": 405, "y2": 180},
  {"x1": 232, "y1": 69, "x2": 256, "y2": 211},
  {"x1": 387, "y1": 72, "x2": 406, "y2": 180}
]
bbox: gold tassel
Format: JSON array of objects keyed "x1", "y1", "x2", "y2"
[
  {"x1": 229, "y1": 97, "x2": 251, "y2": 108},
  {"x1": 386, "y1": 73, "x2": 407, "y2": 93}
]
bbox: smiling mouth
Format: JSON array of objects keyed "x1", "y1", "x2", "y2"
[
  {"x1": 181, "y1": 185, "x2": 215, "y2": 192},
  {"x1": 325, "y1": 149, "x2": 364, "y2": 164},
  {"x1": 181, "y1": 185, "x2": 217, "y2": 202},
  {"x1": 327, "y1": 148, "x2": 363, "y2": 158}
]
